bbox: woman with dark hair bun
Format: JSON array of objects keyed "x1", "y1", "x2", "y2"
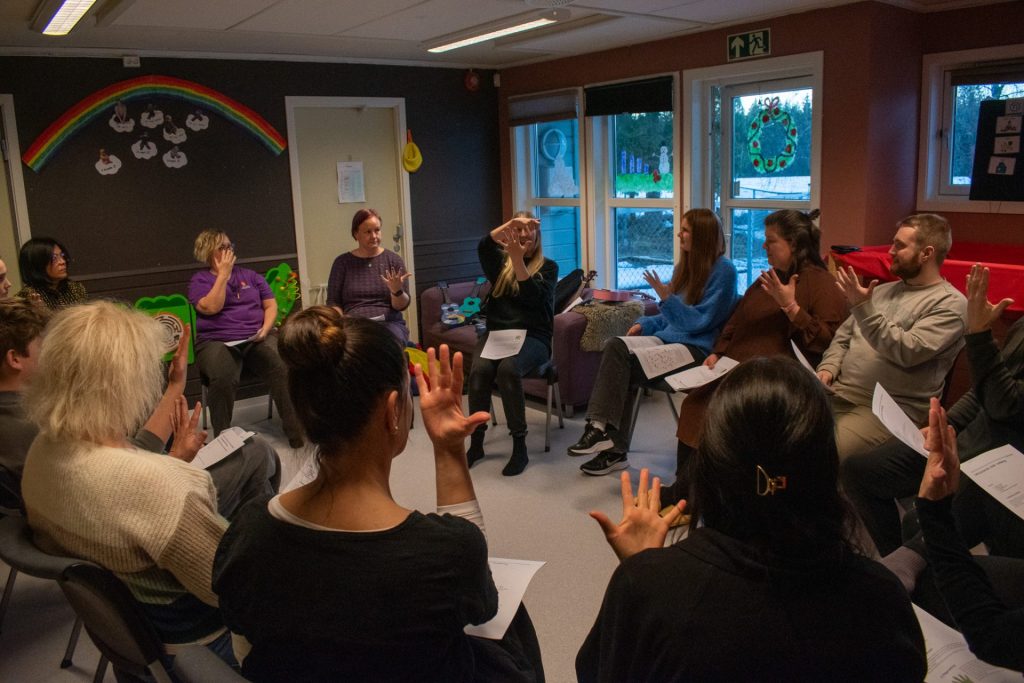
[
  {"x1": 577, "y1": 357, "x2": 926, "y2": 682},
  {"x1": 16, "y1": 237, "x2": 86, "y2": 310},
  {"x1": 326, "y1": 208, "x2": 412, "y2": 344},
  {"x1": 666, "y1": 208, "x2": 848, "y2": 503},
  {"x1": 213, "y1": 309, "x2": 543, "y2": 682}
]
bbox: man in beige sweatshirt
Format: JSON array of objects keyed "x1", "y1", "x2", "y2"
[{"x1": 816, "y1": 214, "x2": 967, "y2": 460}]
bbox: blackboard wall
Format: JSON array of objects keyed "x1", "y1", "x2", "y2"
[{"x1": 1, "y1": 55, "x2": 503, "y2": 307}]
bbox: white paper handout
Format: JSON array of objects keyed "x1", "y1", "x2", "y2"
[
  {"x1": 480, "y1": 329, "x2": 527, "y2": 360},
  {"x1": 616, "y1": 335, "x2": 664, "y2": 353},
  {"x1": 790, "y1": 341, "x2": 834, "y2": 394},
  {"x1": 961, "y1": 445, "x2": 1024, "y2": 522},
  {"x1": 282, "y1": 455, "x2": 319, "y2": 493},
  {"x1": 915, "y1": 605, "x2": 1020, "y2": 682},
  {"x1": 664, "y1": 356, "x2": 739, "y2": 392},
  {"x1": 871, "y1": 383, "x2": 928, "y2": 457},
  {"x1": 189, "y1": 426, "x2": 254, "y2": 470},
  {"x1": 465, "y1": 558, "x2": 545, "y2": 640},
  {"x1": 633, "y1": 343, "x2": 695, "y2": 380}
]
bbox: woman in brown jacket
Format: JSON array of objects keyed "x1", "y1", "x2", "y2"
[{"x1": 664, "y1": 209, "x2": 849, "y2": 504}]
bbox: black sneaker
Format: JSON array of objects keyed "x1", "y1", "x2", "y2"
[
  {"x1": 568, "y1": 424, "x2": 614, "y2": 456},
  {"x1": 580, "y1": 450, "x2": 629, "y2": 476}
]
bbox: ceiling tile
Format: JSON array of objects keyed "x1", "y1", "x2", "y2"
[
  {"x1": 231, "y1": 0, "x2": 422, "y2": 36},
  {"x1": 112, "y1": 0, "x2": 279, "y2": 30},
  {"x1": 344, "y1": 0, "x2": 543, "y2": 42}
]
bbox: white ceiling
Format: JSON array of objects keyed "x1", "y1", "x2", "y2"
[{"x1": 0, "y1": 0, "x2": 1008, "y2": 68}]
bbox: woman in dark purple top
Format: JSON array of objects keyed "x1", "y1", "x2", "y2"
[
  {"x1": 187, "y1": 229, "x2": 303, "y2": 447},
  {"x1": 326, "y1": 209, "x2": 411, "y2": 344}
]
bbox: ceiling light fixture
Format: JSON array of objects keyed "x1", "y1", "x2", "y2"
[
  {"x1": 425, "y1": 9, "x2": 569, "y2": 53},
  {"x1": 31, "y1": 0, "x2": 99, "y2": 36}
]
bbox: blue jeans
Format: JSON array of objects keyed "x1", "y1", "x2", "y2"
[{"x1": 468, "y1": 334, "x2": 550, "y2": 438}]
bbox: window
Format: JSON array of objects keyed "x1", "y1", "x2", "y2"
[
  {"x1": 918, "y1": 45, "x2": 1024, "y2": 213},
  {"x1": 510, "y1": 90, "x2": 583, "y2": 276},
  {"x1": 684, "y1": 54, "x2": 822, "y2": 291},
  {"x1": 587, "y1": 77, "x2": 675, "y2": 296}
]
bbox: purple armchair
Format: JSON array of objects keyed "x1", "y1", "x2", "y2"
[{"x1": 419, "y1": 280, "x2": 657, "y2": 415}]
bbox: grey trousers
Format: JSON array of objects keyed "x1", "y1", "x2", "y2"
[
  {"x1": 587, "y1": 337, "x2": 703, "y2": 453},
  {"x1": 195, "y1": 335, "x2": 303, "y2": 442}
]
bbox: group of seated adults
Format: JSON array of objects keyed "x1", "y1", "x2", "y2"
[{"x1": 0, "y1": 205, "x2": 1021, "y2": 680}]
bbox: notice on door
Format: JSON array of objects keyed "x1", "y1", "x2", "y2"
[{"x1": 337, "y1": 161, "x2": 366, "y2": 203}]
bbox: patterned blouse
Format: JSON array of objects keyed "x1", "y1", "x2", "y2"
[{"x1": 16, "y1": 281, "x2": 88, "y2": 311}]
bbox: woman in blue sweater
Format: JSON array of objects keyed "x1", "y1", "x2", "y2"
[{"x1": 571, "y1": 208, "x2": 737, "y2": 475}]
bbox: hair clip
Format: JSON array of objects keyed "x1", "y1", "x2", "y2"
[{"x1": 756, "y1": 465, "x2": 787, "y2": 496}]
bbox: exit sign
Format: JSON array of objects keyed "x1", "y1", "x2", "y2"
[{"x1": 728, "y1": 29, "x2": 771, "y2": 62}]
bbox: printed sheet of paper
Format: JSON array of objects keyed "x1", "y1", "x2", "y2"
[
  {"x1": 465, "y1": 558, "x2": 545, "y2": 640},
  {"x1": 337, "y1": 161, "x2": 365, "y2": 203},
  {"x1": 961, "y1": 445, "x2": 1024, "y2": 522},
  {"x1": 915, "y1": 605, "x2": 1020, "y2": 682},
  {"x1": 616, "y1": 335, "x2": 664, "y2": 353},
  {"x1": 871, "y1": 383, "x2": 928, "y2": 457},
  {"x1": 282, "y1": 455, "x2": 319, "y2": 493},
  {"x1": 633, "y1": 343, "x2": 695, "y2": 380},
  {"x1": 664, "y1": 356, "x2": 739, "y2": 392},
  {"x1": 480, "y1": 329, "x2": 527, "y2": 360},
  {"x1": 190, "y1": 426, "x2": 254, "y2": 470},
  {"x1": 790, "y1": 341, "x2": 834, "y2": 393}
]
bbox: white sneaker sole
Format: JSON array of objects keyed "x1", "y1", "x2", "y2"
[{"x1": 567, "y1": 437, "x2": 615, "y2": 456}]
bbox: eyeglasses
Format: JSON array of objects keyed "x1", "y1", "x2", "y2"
[
  {"x1": 217, "y1": 243, "x2": 236, "y2": 252},
  {"x1": 50, "y1": 252, "x2": 69, "y2": 264}
]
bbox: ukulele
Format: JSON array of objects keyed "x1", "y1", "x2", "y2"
[{"x1": 459, "y1": 276, "x2": 487, "y2": 318}]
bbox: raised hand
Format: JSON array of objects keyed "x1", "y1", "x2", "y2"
[
  {"x1": 589, "y1": 468, "x2": 687, "y2": 561},
  {"x1": 168, "y1": 395, "x2": 207, "y2": 463},
  {"x1": 966, "y1": 263, "x2": 1013, "y2": 334},
  {"x1": 759, "y1": 269, "x2": 798, "y2": 309},
  {"x1": 918, "y1": 397, "x2": 960, "y2": 501},
  {"x1": 415, "y1": 345, "x2": 490, "y2": 454},
  {"x1": 213, "y1": 248, "x2": 236, "y2": 279},
  {"x1": 381, "y1": 267, "x2": 412, "y2": 295},
  {"x1": 167, "y1": 324, "x2": 191, "y2": 390},
  {"x1": 835, "y1": 266, "x2": 877, "y2": 307},
  {"x1": 642, "y1": 270, "x2": 673, "y2": 301}
]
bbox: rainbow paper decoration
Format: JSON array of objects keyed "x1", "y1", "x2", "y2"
[{"x1": 23, "y1": 75, "x2": 286, "y2": 172}]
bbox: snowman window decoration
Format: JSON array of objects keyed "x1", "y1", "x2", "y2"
[{"x1": 541, "y1": 128, "x2": 578, "y2": 197}]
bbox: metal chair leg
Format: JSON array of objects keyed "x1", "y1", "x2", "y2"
[
  {"x1": 544, "y1": 385, "x2": 553, "y2": 452},
  {"x1": 0, "y1": 567, "x2": 17, "y2": 635},
  {"x1": 665, "y1": 391, "x2": 679, "y2": 422},
  {"x1": 554, "y1": 383, "x2": 565, "y2": 429},
  {"x1": 267, "y1": 393, "x2": 274, "y2": 420},
  {"x1": 61, "y1": 616, "x2": 83, "y2": 668},
  {"x1": 92, "y1": 655, "x2": 108, "y2": 683},
  {"x1": 201, "y1": 384, "x2": 209, "y2": 430}
]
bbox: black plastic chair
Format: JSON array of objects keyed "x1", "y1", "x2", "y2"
[
  {"x1": 0, "y1": 514, "x2": 86, "y2": 669},
  {"x1": 489, "y1": 360, "x2": 565, "y2": 452},
  {"x1": 58, "y1": 563, "x2": 246, "y2": 683}
]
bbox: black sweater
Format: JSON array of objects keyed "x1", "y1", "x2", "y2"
[
  {"x1": 917, "y1": 495, "x2": 1024, "y2": 672},
  {"x1": 478, "y1": 236, "x2": 558, "y2": 349}
]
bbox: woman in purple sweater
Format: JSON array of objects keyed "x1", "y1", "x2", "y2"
[{"x1": 326, "y1": 208, "x2": 412, "y2": 344}]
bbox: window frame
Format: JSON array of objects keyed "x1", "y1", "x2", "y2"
[
  {"x1": 917, "y1": 44, "x2": 1024, "y2": 214},
  {"x1": 510, "y1": 87, "x2": 587, "y2": 273}
]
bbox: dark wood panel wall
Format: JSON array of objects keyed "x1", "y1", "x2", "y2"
[{"x1": 0, "y1": 55, "x2": 504, "y2": 343}]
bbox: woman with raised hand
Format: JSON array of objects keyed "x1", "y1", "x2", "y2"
[
  {"x1": 577, "y1": 357, "x2": 926, "y2": 682},
  {"x1": 187, "y1": 228, "x2": 304, "y2": 447},
  {"x1": 569, "y1": 209, "x2": 736, "y2": 476},
  {"x1": 466, "y1": 212, "x2": 558, "y2": 476},
  {"x1": 213, "y1": 311, "x2": 543, "y2": 682},
  {"x1": 326, "y1": 208, "x2": 412, "y2": 344},
  {"x1": 666, "y1": 208, "x2": 848, "y2": 503},
  {"x1": 16, "y1": 237, "x2": 86, "y2": 310}
]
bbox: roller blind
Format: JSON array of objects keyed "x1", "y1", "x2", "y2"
[{"x1": 584, "y1": 76, "x2": 673, "y2": 117}]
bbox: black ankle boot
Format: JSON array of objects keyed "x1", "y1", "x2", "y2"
[
  {"x1": 503, "y1": 436, "x2": 528, "y2": 476},
  {"x1": 467, "y1": 431, "x2": 485, "y2": 468}
]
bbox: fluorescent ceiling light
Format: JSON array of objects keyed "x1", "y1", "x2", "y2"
[
  {"x1": 33, "y1": 0, "x2": 99, "y2": 36},
  {"x1": 426, "y1": 9, "x2": 569, "y2": 54}
]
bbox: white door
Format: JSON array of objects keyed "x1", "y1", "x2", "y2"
[
  {"x1": 285, "y1": 97, "x2": 416, "y2": 339},
  {"x1": 0, "y1": 95, "x2": 31, "y2": 289}
]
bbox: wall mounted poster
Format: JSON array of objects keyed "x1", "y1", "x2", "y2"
[{"x1": 337, "y1": 161, "x2": 365, "y2": 203}]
